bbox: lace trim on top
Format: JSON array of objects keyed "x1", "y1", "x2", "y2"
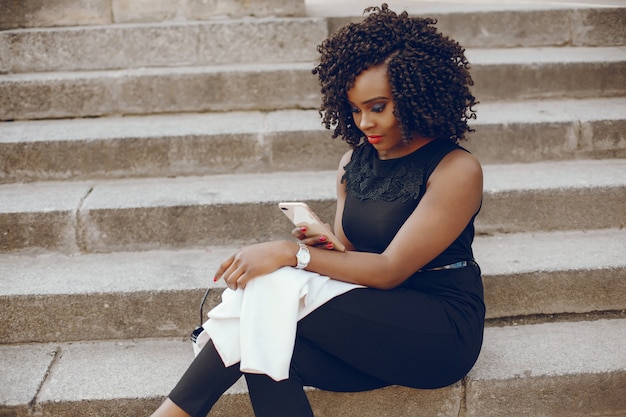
[{"x1": 342, "y1": 144, "x2": 427, "y2": 203}]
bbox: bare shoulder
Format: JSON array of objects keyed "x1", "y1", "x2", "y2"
[
  {"x1": 337, "y1": 149, "x2": 354, "y2": 175},
  {"x1": 336, "y1": 149, "x2": 354, "y2": 184},
  {"x1": 339, "y1": 149, "x2": 354, "y2": 168},
  {"x1": 434, "y1": 149, "x2": 482, "y2": 182},
  {"x1": 427, "y1": 148, "x2": 483, "y2": 202}
]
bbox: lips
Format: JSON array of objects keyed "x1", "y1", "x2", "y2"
[{"x1": 367, "y1": 135, "x2": 383, "y2": 144}]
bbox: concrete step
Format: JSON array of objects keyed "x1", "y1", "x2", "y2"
[
  {"x1": 0, "y1": 0, "x2": 306, "y2": 30},
  {"x1": 0, "y1": 61, "x2": 320, "y2": 121},
  {"x1": 1, "y1": 228, "x2": 624, "y2": 344},
  {"x1": 322, "y1": 4, "x2": 626, "y2": 48},
  {"x1": 1, "y1": 159, "x2": 625, "y2": 254},
  {"x1": 0, "y1": 18, "x2": 328, "y2": 74},
  {"x1": 466, "y1": 46, "x2": 626, "y2": 101},
  {"x1": 1, "y1": 97, "x2": 625, "y2": 184},
  {"x1": 0, "y1": 109, "x2": 349, "y2": 184},
  {"x1": 1, "y1": 318, "x2": 624, "y2": 416},
  {"x1": 2, "y1": 6, "x2": 623, "y2": 75},
  {"x1": 2, "y1": 46, "x2": 624, "y2": 121}
]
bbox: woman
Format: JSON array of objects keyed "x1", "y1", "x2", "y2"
[{"x1": 152, "y1": 3, "x2": 484, "y2": 416}]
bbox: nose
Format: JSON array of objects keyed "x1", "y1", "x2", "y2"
[{"x1": 358, "y1": 111, "x2": 375, "y2": 131}]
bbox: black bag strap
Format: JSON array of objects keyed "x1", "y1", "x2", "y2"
[{"x1": 198, "y1": 287, "x2": 211, "y2": 326}]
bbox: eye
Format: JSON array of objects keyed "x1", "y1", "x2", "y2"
[
  {"x1": 350, "y1": 107, "x2": 361, "y2": 114},
  {"x1": 372, "y1": 103, "x2": 386, "y2": 113}
]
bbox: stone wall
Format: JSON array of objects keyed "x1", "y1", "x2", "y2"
[{"x1": 0, "y1": 0, "x2": 306, "y2": 30}]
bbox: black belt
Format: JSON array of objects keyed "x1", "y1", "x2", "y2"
[{"x1": 418, "y1": 260, "x2": 473, "y2": 272}]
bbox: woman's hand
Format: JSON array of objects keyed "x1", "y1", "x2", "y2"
[
  {"x1": 213, "y1": 241, "x2": 295, "y2": 290},
  {"x1": 291, "y1": 226, "x2": 337, "y2": 250}
]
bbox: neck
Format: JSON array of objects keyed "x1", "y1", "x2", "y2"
[{"x1": 377, "y1": 135, "x2": 434, "y2": 160}]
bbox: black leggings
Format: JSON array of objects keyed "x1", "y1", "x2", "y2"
[{"x1": 169, "y1": 268, "x2": 485, "y2": 417}]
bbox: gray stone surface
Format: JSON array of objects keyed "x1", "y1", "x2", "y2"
[
  {"x1": 0, "y1": 18, "x2": 327, "y2": 73},
  {"x1": 2, "y1": 47, "x2": 625, "y2": 121},
  {"x1": 0, "y1": 0, "x2": 111, "y2": 30},
  {"x1": 477, "y1": 159, "x2": 626, "y2": 233},
  {"x1": 1, "y1": 319, "x2": 624, "y2": 416},
  {"x1": 1, "y1": 6, "x2": 622, "y2": 75},
  {"x1": 475, "y1": 228, "x2": 626, "y2": 276},
  {"x1": 467, "y1": 97, "x2": 626, "y2": 163},
  {"x1": 1, "y1": 1, "x2": 625, "y2": 415},
  {"x1": 0, "y1": 248, "x2": 226, "y2": 297},
  {"x1": 70, "y1": 159, "x2": 626, "y2": 248},
  {"x1": 1, "y1": 159, "x2": 625, "y2": 253},
  {"x1": 482, "y1": 158, "x2": 626, "y2": 191},
  {"x1": 475, "y1": 228, "x2": 626, "y2": 317},
  {"x1": 306, "y1": 384, "x2": 461, "y2": 417},
  {"x1": 0, "y1": 62, "x2": 321, "y2": 121},
  {"x1": 1, "y1": 228, "x2": 624, "y2": 343},
  {"x1": 0, "y1": 181, "x2": 91, "y2": 252},
  {"x1": 0, "y1": 343, "x2": 57, "y2": 406},
  {"x1": 467, "y1": 46, "x2": 626, "y2": 101},
  {"x1": 306, "y1": 0, "x2": 626, "y2": 18},
  {"x1": 318, "y1": 2, "x2": 626, "y2": 49},
  {"x1": 1, "y1": 98, "x2": 624, "y2": 184},
  {"x1": 467, "y1": 319, "x2": 626, "y2": 417},
  {"x1": 325, "y1": 7, "x2": 626, "y2": 48},
  {"x1": 37, "y1": 339, "x2": 194, "y2": 402},
  {"x1": 572, "y1": 7, "x2": 626, "y2": 46},
  {"x1": 0, "y1": 0, "x2": 305, "y2": 29},
  {"x1": 76, "y1": 171, "x2": 337, "y2": 252},
  {"x1": 112, "y1": 0, "x2": 306, "y2": 23},
  {"x1": 474, "y1": 320, "x2": 626, "y2": 378},
  {"x1": 435, "y1": 9, "x2": 572, "y2": 48},
  {"x1": 0, "y1": 109, "x2": 348, "y2": 183}
]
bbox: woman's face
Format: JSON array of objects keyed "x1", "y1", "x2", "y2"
[{"x1": 347, "y1": 64, "x2": 420, "y2": 160}]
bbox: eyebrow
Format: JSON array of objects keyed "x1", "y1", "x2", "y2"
[{"x1": 349, "y1": 96, "x2": 390, "y2": 106}]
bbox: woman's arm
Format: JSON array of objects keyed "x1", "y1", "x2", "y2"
[
  {"x1": 290, "y1": 150, "x2": 355, "y2": 251},
  {"x1": 215, "y1": 149, "x2": 482, "y2": 290},
  {"x1": 332, "y1": 151, "x2": 357, "y2": 251},
  {"x1": 304, "y1": 149, "x2": 482, "y2": 289}
]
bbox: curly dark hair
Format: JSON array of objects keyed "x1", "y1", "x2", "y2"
[{"x1": 312, "y1": 3, "x2": 477, "y2": 147}]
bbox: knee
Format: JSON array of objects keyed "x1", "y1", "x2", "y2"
[{"x1": 288, "y1": 360, "x2": 306, "y2": 385}]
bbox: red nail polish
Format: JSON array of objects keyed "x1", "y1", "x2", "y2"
[
  {"x1": 319, "y1": 236, "x2": 327, "y2": 242},
  {"x1": 326, "y1": 243, "x2": 334, "y2": 249},
  {"x1": 300, "y1": 226, "x2": 307, "y2": 233},
  {"x1": 213, "y1": 275, "x2": 219, "y2": 282}
]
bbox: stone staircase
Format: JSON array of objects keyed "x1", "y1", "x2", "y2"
[{"x1": 1, "y1": 0, "x2": 625, "y2": 416}]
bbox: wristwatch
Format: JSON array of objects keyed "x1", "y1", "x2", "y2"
[{"x1": 295, "y1": 242, "x2": 311, "y2": 269}]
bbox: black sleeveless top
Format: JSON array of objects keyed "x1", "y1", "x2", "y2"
[{"x1": 341, "y1": 140, "x2": 479, "y2": 279}]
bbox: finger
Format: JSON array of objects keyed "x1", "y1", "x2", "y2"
[
  {"x1": 312, "y1": 243, "x2": 334, "y2": 250},
  {"x1": 291, "y1": 226, "x2": 308, "y2": 239},
  {"x1": 216, "y1": 254, "x2": 239, "y2": 281},
  {"x1": 213, "y1": 254, "x2": 235, "y2": 282},
  {"x1": 301, "y1": 234, "x2": 329, "y2": 247},
  {"x1": 311, "y1": 241, "x2": 335, "y2": 250},
  {"x1": 223, "y1": 263, "x2": 243, "y2": 290},
  {"x1": 225, "y1": 268, "x2": 242, "y2": 290},
  {"x1": 236, "y1": 273, "x2": 250, "y2": 290},
  {"x1": 225, "y1": 276, "x2": 236, "y2": 290}
]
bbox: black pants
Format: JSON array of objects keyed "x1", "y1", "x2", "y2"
[{"x1": 169, "y1": 264, "x2": 485, "y2": 417}]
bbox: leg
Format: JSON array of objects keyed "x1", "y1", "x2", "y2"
[
  {"x1": 152, "y1": 340, "x2": 242, "y2": 417},
  {"x1": 244, "y1": 373, "x2": 315, "y2": 417},
  {"x1": 151, "y1": 398, "x2": 191, "y2": 417},
  {"x1": 294, "y1": 284, "x2": 484, "y2": 390},
  {"x1": 241, "y1": 326, "x2": 389, "y2": 417},
  {"x1": 290, "y1": 334, "x2": 389, "y2": 392}
]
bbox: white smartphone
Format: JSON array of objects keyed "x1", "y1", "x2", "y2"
[{"x1": 278, "y1": 202, "x2": 346, "y2": 252}]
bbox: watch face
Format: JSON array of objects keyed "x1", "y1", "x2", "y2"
[{"x1": 297, "y1": 245, "x2": 311, "y2": 268}]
